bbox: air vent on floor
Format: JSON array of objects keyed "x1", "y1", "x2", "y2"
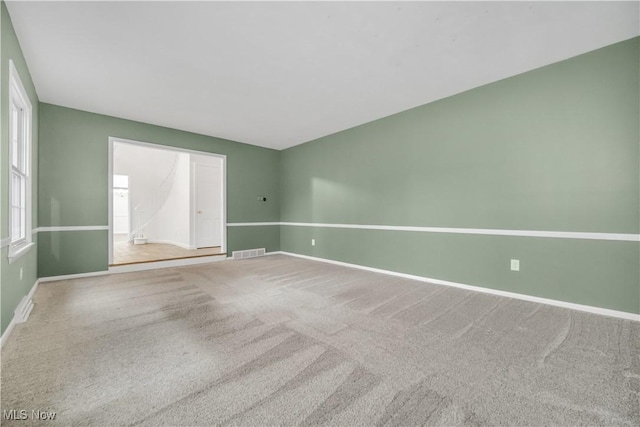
[
  {"x1": 14, "y1": 295, "x2": 34, "y2": 323},
  {"x1": 232, "y1": 248, "x2": 266, "y2": 260}
]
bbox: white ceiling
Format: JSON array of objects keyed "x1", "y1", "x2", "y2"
[{"x1": 6, "y1": 1, "x2": 639, "y2": 150}]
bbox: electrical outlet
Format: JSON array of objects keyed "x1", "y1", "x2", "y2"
[
  {"x1": 20, "y1": 267, "x2": 23, "y2": 280},
  {"x1": 311, "y1": 239, "x2": 315, "y2": 246},
  {"x1": 510, "y1": 259, "x2": 520, "y2": 271}
]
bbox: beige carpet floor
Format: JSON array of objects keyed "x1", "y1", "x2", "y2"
[{"x1": 1, "y1": 254, "x2": 639, "y2": 426}]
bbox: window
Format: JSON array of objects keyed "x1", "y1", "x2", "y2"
[{"x1": 8, "y1": 60, "x2": 33, "y2": 261}]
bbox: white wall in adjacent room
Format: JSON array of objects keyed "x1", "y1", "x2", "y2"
[
  {"x1": 113, "y1": 142, "x2": 223, "y2": 249},
  {"x1": 113, "y1": 142, "x2": 179, "y2": 241},
  {"x1": 152, "y1": 152, "x2": 191, "y2": 247}
]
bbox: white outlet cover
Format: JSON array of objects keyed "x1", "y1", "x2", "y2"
[
  {"x1": 510, "y1": 259, "x2": 520, "y2": 271},
  {"x1": 311, "y1": 239, "x2": 316, "y2": 246}
]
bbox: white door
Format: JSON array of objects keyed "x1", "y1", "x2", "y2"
[{"x1": 195, "y1": 163, "x2": 222, "y2": 248}]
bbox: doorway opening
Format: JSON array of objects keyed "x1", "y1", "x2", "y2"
[
  {"x1": 108, "y1": 137, "x2": 226, "y2": 266},
  {"x1": 113, "y1": 174, "x2": 130, "y2": 246}
]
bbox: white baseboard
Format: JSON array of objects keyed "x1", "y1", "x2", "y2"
[
  {"x1": 1, "y1": 279, "x2": 39, "y2": 349},
  {"x1": 1, "y1": 318, "x2": 17, "y2": 349},
  {"x1": 25, "y1": 278, "x2": 39, "y2": 301},
  {"x1": 39, "y1": 270, "x2": 111, "y2": 283},
  {"x1": 14, "y1": 296, "x2": 34, "y2": 324},
  {"x1": 277, "y1": 252, "x2": 639, "y2": 322},
  {"x1": 39, "y1": 253, "x2": 227, "y2": 282},
  {"x1": 109, "y1": 254, "x2": 225, "y2": 274}
]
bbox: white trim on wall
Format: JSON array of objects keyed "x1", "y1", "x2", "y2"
[
  {"x1": 36, "y1": 226, "x2": 109, "y2": 232},
  {"x1": 227, "y1": 222, "x2": 281, "y2": 227},
  {"x1": 226, "y1": 221, "x2": 640, "y2": 242},
  {"x1": 1, "y1": 279, "x2": 39, "y2": 349},
  {"x1": 274, "y1": 251, "x2": 639, "y2": 322},
  {"x1": 26, "y1": 222, "x2": 636, "y2": 243},
  {"x1": 38, "y1": 270, "x2": 111, "y2": 283},
  {"x1": 0, "y1": 237, "x2": 11, "y2": 249}
]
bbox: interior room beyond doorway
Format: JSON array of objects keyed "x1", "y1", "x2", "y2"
[{"x1": 109, "y1": 139, "x2": 226, "y2": 266}]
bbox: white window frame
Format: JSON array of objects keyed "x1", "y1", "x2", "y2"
[{"x1": 7, "y1": 60, "x2": 33, "y2": 262}]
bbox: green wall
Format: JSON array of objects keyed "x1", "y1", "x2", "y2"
[
  {"x1": 1, "y1": 1, "x2": 40, "y2": 334},
  {"x1": 2, "y1": 7, "x2": 637, "y2": 337},
  {"x1": 38, "y1": 104, "x2": 280, "y2": 277},
  {"x1": 280, "y1": 37, "x2": 640, "y2": 314}
]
